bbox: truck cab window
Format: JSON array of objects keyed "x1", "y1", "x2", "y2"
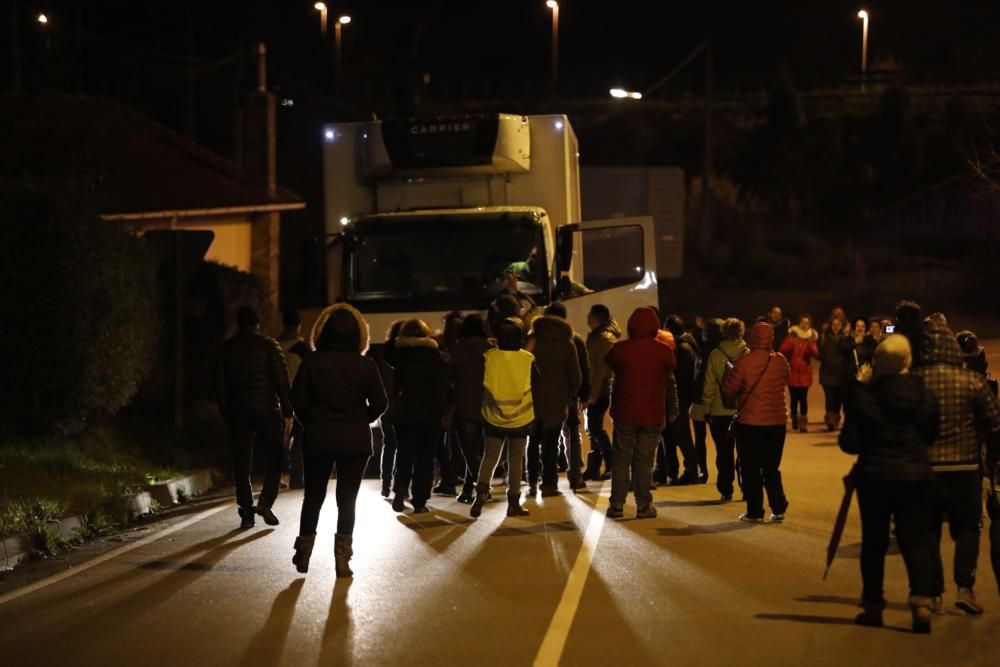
[{"x1": 581, "y1": 225, "x2": 645, "y2": 292}]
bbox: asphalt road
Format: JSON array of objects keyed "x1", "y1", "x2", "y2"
[{"x1": 2, "y1": 354, "x2": 1000, "y2": 666}]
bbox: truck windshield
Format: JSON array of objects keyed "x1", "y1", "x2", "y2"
[{"x1": 347, "y1": 214, "x2": 546, "y2": 311}]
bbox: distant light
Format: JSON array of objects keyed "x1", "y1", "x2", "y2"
[
  {"x1": 635, "y1": 266, "x2": 642, "y2": 273},
  {"x1": 339, "y1": 216, "x2": 350, "y2": 226},
  {"x1": 338, "y1": 15, "x2": 351, "y2": 24},
  {"x1": 546, "y1": 0, "x2": 558, "y2": 8},
  {"x1": 857, "y1": 9, "x2": 868, "y2": 19},
  {"x1": 280, "y1": 98, "x2": 294, "y2": 107},
  {"x1": 314, "y1": 2, "x2": 327, "y2": 11},
  {"x1": 554, "y1": 120, "x2": 564, "y2": 130},
  {"x1": 362, "y1": 131, "x2": 368, "y2": 139},
  {"x1": 610, "y1": 88, "x2": 642, "y2": 100},
  {"x1": 37, "y1": 12, "x2": 48, "y2": 24},
  {"x1": 324, "y1": 129, "x2": 335, "y2": 140}
]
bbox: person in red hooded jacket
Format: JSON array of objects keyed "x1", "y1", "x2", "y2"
[
  {"x1": 779, "y1": 315, "x2": 820, "y2": 433},
  {"x1": 723, "y1": 321, "x2": 791, "y2": 523},
  {"x1": 605, "y1": 307, "x2": 677, "y2": 519}
]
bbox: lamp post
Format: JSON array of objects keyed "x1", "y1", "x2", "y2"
[
  {"x1": 314, "y1": 2, "x2": 328, "y2": 34},
  {"x1": 335, "y1": 15, "x2": 351, "y2": 88},
  {"x1": 857, "y1": 9, "x2": 869, "y2": 90},
  {"x1": 546, "y1": 1, "x2": 559, "y2": 82}
]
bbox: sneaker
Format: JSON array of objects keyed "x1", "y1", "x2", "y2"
[
  {"x1": 956, "y1": 588, "x2": 984, "y2": 615},
  {"x1": 769, "y1": 513, "x2": 785, "y2": 523},
  {"x1": 391, "y1": 496, "x2": 406, "y2": 512},
  {"x1": 636, "y1": 504, "x2": 658, "y2": 519},
  {"x1": 255, "y1": 506, "x2": 280, "y2": 526},
  {"x1": 931, "y1": 596, "x2": 946, "y2": 616},
  {"x1": 456, "y1": 490, "x2": 475, "y2": 505},
  {"x1": 412, "y1": 505, "x2": 430, "y2": 514},
  {"x1": 739, "y1": 513, "x2": 764, "y2": 524},
  {"x1": 606, "y1": 505, "x2": 624, "y2": 519}
]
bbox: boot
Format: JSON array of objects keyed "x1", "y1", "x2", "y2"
[
  {"x1": 854, "y1": 599, "x2": 885, "y2": 628},
  {"x1": 292, "y1": 534, "x2": 316, "y2": 573},
  {"x1": 910, "y1": 596, "x2": 933, "y2": 634},
  {"x1": 238, "y1": 506, "x2": 256, "y2": 529},
  {"x1": 334, "y1": 534, "x2": 354, "y2": 578},
  {"x1": 583, "y1": 451, "x2": 602, "y2": 481},
  {"x1": 825, "y1": 412, "x2": 836, "y2": 432},
  {"x1": 791, "y1": 415, "x2": 799, "y2": 431},
  {"x1": 470, "y1": 482, "x2": 491, "y2": 518},
  {"x1": 798, "y1": 418, "x2": 808, "y2": 433},
  {"x1": 506, "y1": 492, "x2": 529, "y2": 517}
]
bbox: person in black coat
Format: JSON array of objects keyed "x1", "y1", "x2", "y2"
[
  {"x1": 291, "y1": 303, "x2": 387, "y2": 577},
  {"x1": 449, "y1": 314, "x2": 495, "y2": 504},
  {"x1": 217, "y1": 305, "x2": 294, "y2": 530},
  {"x1": 839, "y1": 334, "x2": 939, "y2": 633},
  {"x1": 658, "y1": 315, "x2": 700, "y2": 485},
  {"x1": 391, "y1": 318, "x2": 451, "y2": 513},
  {"x1": 690, "y1": 317, "x2": 721, "y2": 483},
  {"x1": 543, "y1": 302, "x2": 591, "y2": 491}
]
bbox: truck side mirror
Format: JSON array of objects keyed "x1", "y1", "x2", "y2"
[{"x1": 556, "y1": 225, "x2": 577, "y2": 274}]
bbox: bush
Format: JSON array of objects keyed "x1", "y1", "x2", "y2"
[{"x1": 0, "y1": 183, "x2": 159, "y2": 436}]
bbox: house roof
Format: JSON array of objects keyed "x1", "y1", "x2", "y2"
[{"x1": 0, "y1": 95, "x2": 304, "y2": 220}]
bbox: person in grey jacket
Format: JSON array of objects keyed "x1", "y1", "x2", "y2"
[{"x1": 291, "y1": 303, "x2": 387, "y2": 578}]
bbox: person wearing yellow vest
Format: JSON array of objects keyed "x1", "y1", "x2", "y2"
[{"x1": 471, "y1": 318, "x2": 540, "y2": 519}]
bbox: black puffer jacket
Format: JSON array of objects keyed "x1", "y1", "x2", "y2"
[
  {"x1": 529, "y1": 316, "x2": 582, "y2": 428},
  {"x1": 839, "y1": 373, "x2": 938, "y2": 483},
  {"x1": 217, "y1": 330, "x2": 293, "y2": 419},
  {"x1": 572, "y1": 334, "x2": 591, "y2": 402},
  {"x1": 450, "y1": 335, "x2": 494, "y2": 422},
  {"x1": 393, "y1": 336, "x2": 451, "y2": 424},
  {"x1": 673, "y1": 332, "x2": 700, "y2": 407}
]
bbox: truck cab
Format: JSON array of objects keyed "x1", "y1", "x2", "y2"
[{"x1": 321, "y1": 113, "x2": 659, "y2": 336}]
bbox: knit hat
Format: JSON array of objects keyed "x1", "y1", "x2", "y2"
[{"x1": 870, "y1": 334, "x2": 912, "y2": 383}]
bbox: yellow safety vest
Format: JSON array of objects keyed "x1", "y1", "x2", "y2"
[{"x1": 481, "y1": 349, "x2": 535, "y2": 429}]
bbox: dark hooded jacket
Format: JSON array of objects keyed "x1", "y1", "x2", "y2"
[
  {"x1": 291, "y1": 304, "x2": 388, "y2": 455},
  {"x1": 449, "y1": 335, "x2": 494, "y2": 422},
  {"x1": 912, "y1": 321, "x2": 1000, "y2": 470},
  {"x1": 839, "y1": 373, "x2": 938, "y2": 483},
  {"x1": 529, "y1": 316, "x2": 583, "y2": 428},
  {"x1": 672, "y1": 332, "x2": 700, "y2": 407},
  {"x1": 393, "y1": 335, "x2": 451, "y2": 424},
  {"x1": 217, "y1": 330, "x2": 294, "y2": 420},
  {"x1": 723, "y1": 322, "x2": 790, "y2": 426},
  {"x1": 605, "y1": 308, "x2": 676, "y2": 427}
]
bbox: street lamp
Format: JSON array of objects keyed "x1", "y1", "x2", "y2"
[
  {"x1": 610, "y1": 88, "x2": 642, "y2": 100},
  {"x1": 335, "y1": 15, "x2": 351, "y2": 88},
  {"x1": 546, "y1": 1, "x2": 559, "y2": 82},
  {"x1": 857, "y1": 10, "x2": 869, "y2": 81},
  {"x1": 37, "y1": 12, "x2": 48, "y2": 25},
  {"x1": 314, "y1": 2, "x2": 328, "y2": 34}
]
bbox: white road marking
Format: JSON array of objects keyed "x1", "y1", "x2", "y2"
[
  {"x1": 533, "y1": 484, "x2": 610, "y2": 667},
  {"x1": 0, "y1": 503, "x2": 230, "y2": 606}
]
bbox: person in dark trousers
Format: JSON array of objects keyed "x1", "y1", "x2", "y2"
[
  {"x1": 839, "y1": 334, "x2": 939, "y2": 633},
  {"x1": 391, "y1": 319, "x2": 451, "y2": 514},
  {"x1": 779, "y1": 315, "x2": 819, "y2": 433},
  {"x1": 819, "y1": 316, "x2": 847, "y2": 431},
  {"x1": 449, "y1": 314, "x2": 495, "y2": 504},
  {"x1": 290, "y1": 304, "x2": 387, "y2": 577},
  {"x1": 912, "y1": 319, "x2": 1000, "y2": 615},
  {"x1": 658, "y1": 315, "x2": 700, "y2": 485},
  {"x1": 723, "y1": 321, "x2": 791, "y2": 523},
  {"x1": 605, "y1": 307, "x2": 677, "y2": 519},
  {"x1": 766, "y1": 306, "x2": 790, "y2": 352},
  {"x1": 433, "y1": 312, "x2": 465, "y2": 497},
  {"x1": 584, "y1": 304, "x2": 623, "y2": 480},
  {"x1": 472, "y1": 318, "x2": 540, "y2": 519},
  {"x1": 526, "y1": 311, "x2": 582, "y2": 497},
  {"x1": 894, "y1": 300, "x2": 924, "y2": 367},
  {"x1": 691, "y1": 318, "x2": 723, "y2": 483},
  {"x1": 278, "y1": 308, "x2": 312, "y2": 489},
  {"x1": 545, "y1": 302, "x2": 591, "y2": 491},
  {"x1": 374, "y1": 320, "x2": 403, "y2": 498},
  {"x1": 217, "y1": 305, "x2": 294, "y2": 529},
  {"x1": 700, "y1": 318, "x2": 748, "y2": 501}
]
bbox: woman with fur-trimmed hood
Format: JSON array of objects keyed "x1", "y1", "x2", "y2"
[
  {"x1": 291, "y1": 303, "x2": 387, "y2": 578},
  {"x1": 779, "y1": 315, "x2": 820, "y2": 433}
]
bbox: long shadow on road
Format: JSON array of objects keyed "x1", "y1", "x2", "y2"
[{"x1": 237, "y1": 578, "x2": 305, "y2": 667}]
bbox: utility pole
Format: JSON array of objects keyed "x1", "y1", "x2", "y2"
[
  {"x1": 8, "y1": 0, "x2": 21, "y2": 93},
  {"x1": 702, "y1": 36, "x2": 713, "y2": 251}
]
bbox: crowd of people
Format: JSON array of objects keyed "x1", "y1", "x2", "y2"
[{"x1": 215, "y1": 297, "x2": 1000, "y2": 635}]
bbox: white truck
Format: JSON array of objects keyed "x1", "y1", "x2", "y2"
[{"x1": 320, "y1": 113, "x2": 659, "y2": 337}]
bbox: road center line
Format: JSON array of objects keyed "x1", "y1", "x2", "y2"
[
  {"x1": 0, "y1": 503, "x2": 230, "y2": 607},
  {"x1": 533, "y1": 484, "x2": 609, "y2": 667}
]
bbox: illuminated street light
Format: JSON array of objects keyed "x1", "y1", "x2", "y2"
[
  {"x1": 610, "y1": 88, "x2": 643, "y2": 100},
  {"x1": 314, "y1": 2, "x2": 328, "y2": 34},
  {"x1": 335, "y1": 15, "x2": 351, "y2": 88},
  {"x1": 546, "y1": 1, "x2": 559, "y2": 82},
  {"x1": 37, "y1": 12, "x2": 48, "y2": 24},
  {"x1": 857, "y1": 10, "x2": 869, "y2": 75},
  {"x1": 338, "y1": 15, "x2": 351, "y2": 25}
]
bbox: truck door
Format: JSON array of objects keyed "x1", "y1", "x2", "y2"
[{"x1": 553, "y1": 216, "x2": 659, "y2": 331}]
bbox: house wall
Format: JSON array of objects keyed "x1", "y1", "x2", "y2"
[{"x1": 127, "y1": 215, "x2": 253, "y2": 272}]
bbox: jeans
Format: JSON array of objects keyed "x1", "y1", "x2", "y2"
[
  {"x1": 737, "y1": 424, "x2": 788, "y2": 518},
  {"x1": 659, "y1": 403, "x2": 697, "y2": 480},
  {"x1": 394, "y1": 421, "x2": 438, "y2": 507},
  {"x1": 379, "y1": 419, "x2": 397, "y2": 491},
  {"x1": 586, "y1": 397, "x2": 613, "y2": 471},
  {"x1": 822, "y1": 384, "x2": 843, "y2": 415},
  {"x1": 480, "y1": 434, "x2": 528, "y2": 496},
  {"x1": 227, "y1": 410, "x2": 284, "y2": 511},
  {"x1": 789, "y1": 387, "x2": 809, "y2": 418},
  {"x1": 528, "y1": 423, "x2": 564, "y2": 489},
  {"x1": 454, "y1": 418, "x2": 485, "y2": 493},
  {"x1": 563, "y1": 401, "x2": 584, "y2": 484},
  {"x1": 610, "y1": 421, "x2": 662, "y2": 509},
  {"x1": 299, "y1": 452, "x2": 369, "y2": 536},
  {"x1": 710, "y1": 415, "x2": 737, "y2": 497},
  {"x1": 857, "y1": 480, "x2": 936, "y2": 603},
  {"x1": 693, "y1": 418, "x2": 709, "y2": 479},
  {"x1": 930, "y1": 470, "x2": 983, "y2": 593}
]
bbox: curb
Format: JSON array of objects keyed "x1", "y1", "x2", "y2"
[{"x1": 1, "y1": 468, "x2": 220, "y2": 572}]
